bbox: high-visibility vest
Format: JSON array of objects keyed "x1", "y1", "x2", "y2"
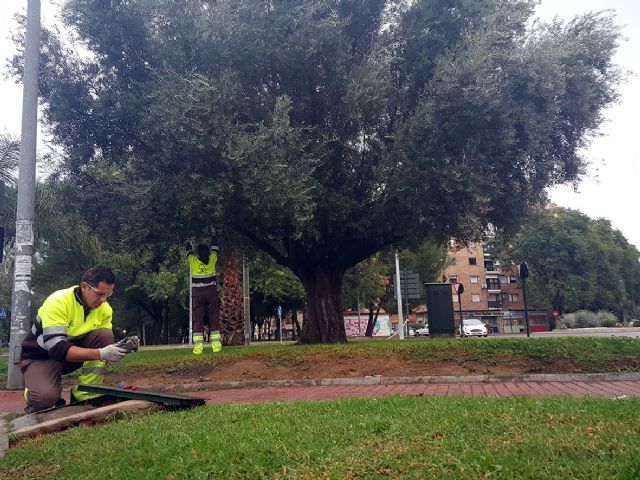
[
  {"x1": 187, "y1": 250, "x2": 218, "y2": 287},
  {"x1": 22, "y1": 286, "x2": 113, "y2": 362}
]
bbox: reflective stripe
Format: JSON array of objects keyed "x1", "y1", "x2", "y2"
[
  {"x1": 36, "y1": 335, "x2": 45, "y2": 350},
  {"x1": 43, "y1": 326, "x2": 68, "y2": 336},
  {"x1": 191, "y1": 282, "x2": 216, "y2": 288},
  {"x1": 31, "y1": 324, "x2": 37, "y2": 336},
  {"x1": 44, "y1": 335, "x2": 66, "y2": 350},
  {"x1": 81, "y1": 366, "x2": 106, "y2": 375}
]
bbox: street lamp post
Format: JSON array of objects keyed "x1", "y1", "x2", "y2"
[{"x1": 7, "y1": 0, "x2": 40, "y2": 390}]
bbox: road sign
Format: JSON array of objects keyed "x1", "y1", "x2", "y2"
[{"x1": 393, "y1": 271, "x2": 421, "y2": 300}]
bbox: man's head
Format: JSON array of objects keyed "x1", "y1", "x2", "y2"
[
  {"x1": 197, "y1": 244, "x2": 210, "y2": 264},
  {"x1": 79, "y1": 266, "x2": 115, "y2": 309}
]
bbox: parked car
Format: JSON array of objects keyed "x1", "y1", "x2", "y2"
[
  {"x1": 414, "y1": 325, "x2": 430, "y2": 336},
  {"x1": 460, "y1": 319, "x2": 488, "y2": 337}
]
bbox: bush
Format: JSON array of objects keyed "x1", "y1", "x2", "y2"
[
  {"x1": 555, "y1": 322, "x2": 568, "y2": 330},
  {"x1": 627, "y1": 305, "x2": 640, "y2": 323},
  {"x1": 574, "y1": 310, "x2": 600, "y2": 328},
  {"x1": 560, "y1": 313, "x2": 576, "y2": 328},
  {"x1": 596, "y1": 310, "x2": 617, "y2": 328}
]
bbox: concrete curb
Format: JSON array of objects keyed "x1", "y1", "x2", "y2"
[{"x1": 152, "y1": 371, "x2": 640, "y2": 394}]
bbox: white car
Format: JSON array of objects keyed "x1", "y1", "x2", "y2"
[
  {"x1": 460, "y1": 319, "x2": 488, "y2": 337},
  {"x1": 414, "y1": 325, "x2": 429, "y2": 336}
]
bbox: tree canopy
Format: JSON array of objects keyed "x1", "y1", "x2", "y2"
[
  {"x1": 10, "y1": 0, "x2": 623, "y2": 342},
  {"x1": 493, "y1": 208, "x2": 640, "y2": 317}
]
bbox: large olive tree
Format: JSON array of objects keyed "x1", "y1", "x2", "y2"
[{"x1": 11, "y1": 0, "x2": 622, "y2": 342}]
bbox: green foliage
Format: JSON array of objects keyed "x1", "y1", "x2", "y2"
[
  {"x1": 497, "y1": 208, "x2": 640, "y2": 317},
  {"x1": 0, "y1": 134, "x2": 19, "y2": 186},
  {"x1": 2, "y1": 396, "x2": 640, "y2": 479},
  {"x1": 8, "y1": 0, "x2": 624, "y2": 342},
  {"x1": 596, "y1": 310, "x2": 618, "y2": 327},
  {"x1": 574, "y1": 310, "x2": 600, "y2": 329}
]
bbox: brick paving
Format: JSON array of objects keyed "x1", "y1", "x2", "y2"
[{"x1": 2, "y1": 380, "x2": 639, "y2": 415}]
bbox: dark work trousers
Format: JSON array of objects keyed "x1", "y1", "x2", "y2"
[
  {"x1": 21, "y1": 328, "x2": 113, "y2": 411},
  {"x1": 192, "y1": 284, "x2": 220, "y2": 335}
]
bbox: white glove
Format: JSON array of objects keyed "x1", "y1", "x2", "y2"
[{"x1": 99, "y1": 344, "x2": 127, "y2": 362}]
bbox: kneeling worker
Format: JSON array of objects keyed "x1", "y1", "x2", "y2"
[{"x1": 21, "y1": 266, "x2": 133, "y2": 412}]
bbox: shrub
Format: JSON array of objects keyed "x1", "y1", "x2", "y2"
[
  {"x1": 560, "y1": 313, "x2": 576, "y2": 328},
  {"x1": 574, "y1": 310, "x2": 600, "y2": 328},
  {"x1": 555, "y1": 322, "x2": 568, "y2": 330},
  {"x1": 596, "y1": 310, "x2": 617, "y2": 328},
  {"x1": 627, "y1": 305, "x2": 640, "y2": 322}
]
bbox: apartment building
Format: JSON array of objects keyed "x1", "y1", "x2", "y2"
[{"x1": 432, "y1": 240, "x2": 549, "y2": 333}]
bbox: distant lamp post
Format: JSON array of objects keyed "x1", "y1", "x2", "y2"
[{"x1": 519, "y1": 262, "x2": 530, "y2": 338}]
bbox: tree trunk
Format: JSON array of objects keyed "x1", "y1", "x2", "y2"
[
  {"x1": 299, "y1": 267, "x2": 347, "y2": 344},
  {"x1": 220, "y1": 247, "x2": 245, "y2": 346},
  {"x1": 364, "y1": 300, "x2": 381, "y2": 337}
]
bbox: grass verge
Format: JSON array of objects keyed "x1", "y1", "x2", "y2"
[
  {"x1": 108, "y1": 336, "x2": 640, "y2": 375},
  {"x1": 2, "y1": 396, "x2": 639, "y2": 479}
]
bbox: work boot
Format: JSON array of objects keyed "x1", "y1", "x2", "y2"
[
  {"x1": 193, "y1": 342, "x2": 204, "y2": 355},
  {"x1": 211, "y1": 330, "x2": 222, "y2": 353}
]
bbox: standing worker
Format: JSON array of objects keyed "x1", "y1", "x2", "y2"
[
  {"x1": 20, "y1": 266, "x2": 137, "y2": 412},
  {"x1": 186, "y1": 230, "x2": 222, "y2": 355}
]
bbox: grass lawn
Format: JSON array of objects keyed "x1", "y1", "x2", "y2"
[
  {"x1": 107, "y1": 336, "x2": 640, "y2": 376},
  {"x1": 0, "y1": 347, "x2": 7, "y2": 386},
  {"x1": 2, "y1": 396, "x2": 639, "y2": 479}
]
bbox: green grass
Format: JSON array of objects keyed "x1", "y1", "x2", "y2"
[
  {"x1": 2, "y1": 396, "x2": 639, "y2": 479},
  {"x1": 0, "y1": 347, "x2": 7, "y2": 386},
  {"x1": 107, "y1": 337, "x2": 640, "y2": 375}
]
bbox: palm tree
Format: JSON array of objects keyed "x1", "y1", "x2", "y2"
[{"x1": 0, "y1": 134, "x2": 20, "y2": 186}]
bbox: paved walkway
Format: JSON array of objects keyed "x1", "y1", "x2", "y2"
[{"x1": 2, "y1": 379, "x2": 640, "y2": 414}]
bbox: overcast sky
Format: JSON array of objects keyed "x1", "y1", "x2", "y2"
[{"x1": 1, "y1": 1, "x2": 639, "y2": 247}]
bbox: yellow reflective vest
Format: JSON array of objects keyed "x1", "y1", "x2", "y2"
[
  {"x1": 21, "y1": 286, "x2": 113, "y2": 362},
  {"x1": 187, "y1": 250, "x2": 218, "y2": 287}
]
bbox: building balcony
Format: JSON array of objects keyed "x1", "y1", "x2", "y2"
[{"x1": 488, "y1": 300, "x2": 502, "y2": 309}]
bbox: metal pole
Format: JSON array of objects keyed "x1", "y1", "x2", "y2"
[
  {"x1": 188, "y1": 269, "x2": 193, "y2": 346},
  {"x1": 522, "y1": 277, "x2": 531, "y2": 338},
  {"x1": 394, "y1": 251, "x2": 404, "y2": 340},
  {"x1": 7, "y1": 0, "x2": 40, "y2": 390},
  {"x1": 242, "y1": 256, "x2": 251, "y2": 345},
  {"x1": 356, "y1": 290, "x2": 362, "y2": 336},
  {"x1": 458, "y1": 294, "x2": 464, "y2": 337}
]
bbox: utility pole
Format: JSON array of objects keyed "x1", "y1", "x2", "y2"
[
  {"x1": 394, "y1": 251, "x2": 404, "y2": 340},
  {"x1": 520, "y1": 262, "x2": 531, "y2": 338},
  {"x1": 8, "y1": 0, "x2": 40, "y2": 390},
  {"x1": 242, "y1": 256, "x2": 251, "y2": 345}
]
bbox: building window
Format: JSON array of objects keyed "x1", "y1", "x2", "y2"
[
  {"x1": 468, "y1": 257, "x2": 477, "y2": 265},
  {"x1": 470, "y1": 276, "x2": 479, "y2": 284},
  {"x1": 501, "y1": 293, "x2": 519, "y2": 302},
  {"x1": 510, "y1": 276, "x2": 517, "y2": 283},
  {"x1": 484, "y1": 260, "x2": 494, "y2": 271},
  {"x1": 448, "y1": 276, "x2": 458, "y2": 283},
  {"x1": 471, "y1": 294, "x2": 481, "y2": 302}
]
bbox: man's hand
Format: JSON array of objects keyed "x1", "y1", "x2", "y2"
[
  {"x1": 99, "y1": 344, "x2": 127, "y2": 362},
  {"x1": 115, "y1": 335, "x2": 140, "y2": 353}
]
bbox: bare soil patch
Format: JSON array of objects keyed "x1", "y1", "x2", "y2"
[{"x1": 98, "y1": 354, "x2": 602, "y2": 389}]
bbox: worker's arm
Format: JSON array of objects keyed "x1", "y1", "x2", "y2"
[
  {"x1": 66, "y1": 344, "x2": 126, "y2": 362},
  {"x1": 65, "y1": 345, "x2": 101, "y2": 362},
  {"x1": 210, "y1": 228, "x2": 220, "y2": 254}
]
